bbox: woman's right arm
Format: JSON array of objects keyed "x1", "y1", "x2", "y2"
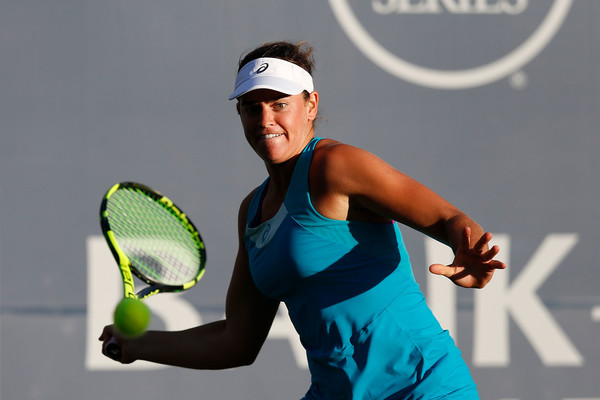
[{"x1": 99, "y1": 193, "x2": 281, "y2": 369}]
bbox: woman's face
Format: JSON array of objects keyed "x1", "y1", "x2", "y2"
[{"x1": 237, "y1": 89, "x2": 318, "y2": 165}]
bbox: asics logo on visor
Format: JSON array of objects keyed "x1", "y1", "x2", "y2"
[{"x1": 256, "y1": 63, "x2": 269, "y2": 74}]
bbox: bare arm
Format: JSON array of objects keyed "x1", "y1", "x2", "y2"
[
  {"x1": 311, "y1": 141, "x2": 506, "y2": 288},
  {"x1": 99, "y1": 193, "x2": 280, "y2": 367}
]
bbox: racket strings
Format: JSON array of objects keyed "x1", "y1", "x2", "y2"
[{"x1": 105, "y1": 188, "x2": 201, "y2": 285}]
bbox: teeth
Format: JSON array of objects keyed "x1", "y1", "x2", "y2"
[{"x1": 264, "y1": 134, "x2": 282, "y2": 139}]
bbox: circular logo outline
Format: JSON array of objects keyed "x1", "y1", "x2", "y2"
[{"x1": 328, "y1": 0, "x2": 573, "y2": 89}]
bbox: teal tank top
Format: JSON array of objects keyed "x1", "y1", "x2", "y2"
[{"x1": 244, "y1": 138, "x2": 478, "y2": 399}]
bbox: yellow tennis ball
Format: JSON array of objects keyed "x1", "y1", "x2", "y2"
[{"x1": 113, "y1": 298, "x2": 151, "y2": 337}]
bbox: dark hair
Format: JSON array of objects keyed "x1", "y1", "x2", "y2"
[{"x1": 237, "y1": 41, "x2": 315, "y2": 76}]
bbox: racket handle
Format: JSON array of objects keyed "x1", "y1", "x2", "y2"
[{"x1": 105, "y1": 337, "x2": 122, "y2": 361}]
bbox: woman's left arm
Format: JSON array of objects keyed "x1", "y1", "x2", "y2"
[{"x1": 317, "y1": 142, "x2": 506, "y2": 288}]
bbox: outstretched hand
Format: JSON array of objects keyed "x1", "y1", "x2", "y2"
[{"x1": 429, "y1": 227, "x2": 506, "y2": 288}]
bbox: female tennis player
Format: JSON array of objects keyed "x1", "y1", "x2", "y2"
[{"x1": 100, "y1": 41, "x2": 506, "y2": 399}]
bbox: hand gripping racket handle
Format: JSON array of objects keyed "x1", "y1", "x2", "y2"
[{"x1": 105, "y1": 337, "x2": 122, "y2": 361}]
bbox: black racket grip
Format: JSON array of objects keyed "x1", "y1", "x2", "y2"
[{"x1": 105, "y1": 337, "x2": 122, "y2": 361}]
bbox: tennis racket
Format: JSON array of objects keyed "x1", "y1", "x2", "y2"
[{"x1": 100, "y1": 182, "x2": 206, "y2": 360}]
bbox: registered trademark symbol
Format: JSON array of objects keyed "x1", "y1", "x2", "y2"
[
  {"x1": 592, "y1": 305, "x2": 600, "y2": 322},
  {"x1": 509, "y1": 71, "x2": 528, "y2": 90}
]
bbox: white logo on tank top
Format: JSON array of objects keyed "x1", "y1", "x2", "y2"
[{"x1": 247, "y1": 204, "x2": 288, "y2": 248}]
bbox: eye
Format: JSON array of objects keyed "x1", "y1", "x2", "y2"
[
  {"x1": 272, "y1": 102, "x2": 287, "y2": 111},
  {"x1": 241, "y1": 104, "x2": 261, "y2": 116}
]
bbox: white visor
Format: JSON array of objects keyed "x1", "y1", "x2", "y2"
[{"x1": 228, "y1": 57, "x2": 314, "y2": 100}]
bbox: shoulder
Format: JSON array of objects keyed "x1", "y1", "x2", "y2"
[
  {"x1": 314, "y1": 139, "x2": 384, "y2": 167},
  {"x1": 313, "y1": 138, "x2": 356, "y2": 156},
  {"x1": 312, "y1": 139, "x2": 393, "y2": 191},
  {"x1": 239, "y1": 186, "x2": 262, "y2": 219},
  {"x1": 313, "y1": 139, "x2": 357, "y2": 174},
  {"x1": 237, "y1": 187, "x2": 260, "y2": 237}
]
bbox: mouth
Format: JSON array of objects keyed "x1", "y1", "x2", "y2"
[{"x1": 261, "y1": 133, "x2": 284, "y2": 139}]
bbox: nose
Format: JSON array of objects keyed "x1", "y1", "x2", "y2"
[{"x1": 259, "y1": 105, "x2": 276, "y2": 128}]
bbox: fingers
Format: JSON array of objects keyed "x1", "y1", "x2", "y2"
[
  {"x1": 488, "y1": 258, "x2": 507, "y2": 270},
  {"x1": 98, "y1": 324, "x2": 117, "y2": 341},
  {"x1": 471, "y1": 238, "x2": 507, "y2": 271},
  {"x1": 469, "y1": 230, "x2": 501, "y2": 260},
  {"x1": 429, "y1": 263, "x2": 459, "y2": 278},
  {"x1": 459, "y1": 226, "x2": 472, "y2": 249},
  {"x1": 98, "y1": 325, "x2": 112, "y2": 341},
  {"x1": 482, "y1": 244, "x2": 500, "y2": 260},
  {"x1": 473, "y1": 233, "x2": 506, "y2": 268},
  {"x1": 452, "y1": 226, "x2": 471, "y2": 258},
  {"x1": 472, "y1": 230, "x2": 491, "y2": 252},
  {"x1": 98, "y1": 325, "x2": 123, "y2": 360}
]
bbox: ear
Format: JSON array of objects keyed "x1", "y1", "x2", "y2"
[
  {"x1": 235, "y1": 101, "x2": 241, "y2": 115},
  {"x1": 306, "y1": 91, "x2": 319, "y2": 121}
]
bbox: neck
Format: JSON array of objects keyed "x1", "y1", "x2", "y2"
[
  {"x1": 264, "y1": 134, "x2": 315, "y2": 195},
  {"x1": 264, "y1": 153, "x2": 300, "y2": 195}
]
